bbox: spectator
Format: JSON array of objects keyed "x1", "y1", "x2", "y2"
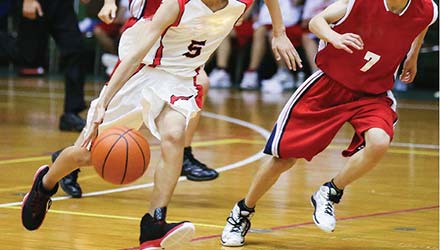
[{"x1": 0, "y1": 0, "x2": 87, "y2": 132}]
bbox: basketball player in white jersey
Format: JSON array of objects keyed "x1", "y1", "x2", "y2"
[{"x1": 21, "y1": 0, "x2": 302, "y2": 248}]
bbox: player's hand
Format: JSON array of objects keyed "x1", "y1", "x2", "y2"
[
  {"x1": 98, "y1": 2, "x2": 118, "y2": 24},
  {"x1": 271, "y1": 32, "x2": 302, "y2": 71},
  {"x1": 81, "y1": 105, "x2": 106, "y2": 148},
  {"x1": 400, "y1": 56, "x2": 418, "y2": 84},
  {"x1": 329, "y1": 33, "x2": 364, "y2": 54},
  {"x1": 22, "y1": 0, "x2": 43, "y2": 20}
]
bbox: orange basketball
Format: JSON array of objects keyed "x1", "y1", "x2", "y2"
[{"x1": 91, "y1": 126, "x2": 150, "y2": 185}]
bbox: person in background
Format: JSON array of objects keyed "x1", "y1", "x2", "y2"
[{"x1": 0, "y1": 0, "x2": 87, "y2": 132}]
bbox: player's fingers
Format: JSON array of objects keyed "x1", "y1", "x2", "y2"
[
  {"x1": 286, "y1": 50, "x2": 298, "y2": 71},
  {"x1": 272, "y1": 47, "x2": 281, "y2": 61},
  {"x1": 281, "y1": 50, "x2": 293, "y2": 70},
  {"x1": 291, "y1": 48, "x2": 303, "y2": 69},
  {"x1": 341, "y1": 44, "x2": 353, "y2": 54},
  {"x1": 348, "y1": 33, "x2": 364, "y2": 46},
  {"x1": 345, "y1": 40, "x2": 362, "y2": 51},
  {"x1": 347, "y1": 36, "x2": 363, "y2": 49},
  {"x1": 111, "y1": 8, "x2": 117, "y2": 20},
  {"x1": 36, "y1": 4, "x2": 44, "y2": 17}
]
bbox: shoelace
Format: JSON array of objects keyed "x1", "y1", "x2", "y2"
[
  {"x1": 30, "y1": 191, "x2": 50, "y2": 216},
  {"x1": 227, "y1": 215, "x2": 251, "y2": 237},
  {"x1": 324, "y1": 202, "x2": 334, "y2": 216}
]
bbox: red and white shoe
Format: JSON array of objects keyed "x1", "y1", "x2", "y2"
[{"x1": 139, "y1": 207, "x2": 195, "y2": 250}]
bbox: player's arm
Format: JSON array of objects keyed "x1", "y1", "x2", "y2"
[
  {"x1": 309, "y1": 0, "x2": 363, "y2": 54},
  {"x1": 399, "y1": 27, "x2": 429, "y2": 83},
  {"x1": 264, "y1": 0, "x2": 302, "y2": 70},
  {"x1": 82, "y1": 0, "x2": 180, "y2": 147}
]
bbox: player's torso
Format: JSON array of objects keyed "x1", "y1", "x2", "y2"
[
  {"x1": 123, "y1": 0, "x2": 250, "y2": 77},
  {"x1": 316, "y1": 0, "x2": 435, "y2": 94}
]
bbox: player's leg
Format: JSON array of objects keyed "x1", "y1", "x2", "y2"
[
  {"x1": 209, "y1": 34, "x2": 232, "y2": 88},
  {"x1": 139, "y1": 105, "x2": 195, "y2": 249},
  {"x1": 182, "y1": 70, "x2": 219, "y2": 181},
  {"x1": 21, "y1": 145, "x2": 90, "y2": 231},
  {"x1": 311, "y1": 128, "x2": 391, "y2": 232},
  {"x1": 51, "y1": 130, "x2": 85, "y2": 198},
  {"x1": 240, "y1": 26, "x2": 267, "y2": 89},
  {"x1": 221, "y1": 156, "x2": 296, "y2": 246},
  {"x1": 311, "y1": 94, "x2": 397, "y2": 233}
]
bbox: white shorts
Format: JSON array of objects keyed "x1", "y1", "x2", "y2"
[
  {"x1": 253, "y1": 0, "x2": 302, "y2": 29},
  {"x1": 86, "y1": 66, "x2": 201, "y2": 140}
]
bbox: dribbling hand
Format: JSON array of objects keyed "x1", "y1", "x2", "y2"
[{"x1": 81, "y1": 105, "x2": 106, "y2": 148}]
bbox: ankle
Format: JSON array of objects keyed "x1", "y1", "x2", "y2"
[
  {"x1": 41, "y1": 175, "x2": 56, "y2": 192},
  {"x1": 239, "y1": 199, "x2": 255, "y2": 212}
]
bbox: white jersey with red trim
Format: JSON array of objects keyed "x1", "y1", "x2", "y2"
[{"x1": 121, "y1": 0, "x2": 251, "y2": 78}]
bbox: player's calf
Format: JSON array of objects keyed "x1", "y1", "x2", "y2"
[{"x1": 21, "y1": 165, "x2": 59, "y2": 230}]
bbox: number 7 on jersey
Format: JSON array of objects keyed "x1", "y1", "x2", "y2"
[{"x1": 360, "y1": 51, "x2": 381, "y2": 72}]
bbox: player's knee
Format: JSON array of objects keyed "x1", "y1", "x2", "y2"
[
  {"x1": 161, "y1": 128, "x2": 185, "y2": 146},
  {"x1": 71, "y1": 146, "x2": 91, "y2": 166},
  {"x1": 271, "y1": 157, "x2": 297, "y2": 173},
  {"x1": 366, "y1": 129, "x2": 390, "y2": 155}
]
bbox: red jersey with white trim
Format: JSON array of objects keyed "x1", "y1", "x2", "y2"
[
  {"x1": 315, "y1": 0, "x2": 438, "y2": 94},
  {"x1": 123, "y1": 0, "x2": 252, "y2": 78}
]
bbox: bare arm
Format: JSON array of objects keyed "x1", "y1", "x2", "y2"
[
  {"x1": 309, "y1": 0, "x2": 364, "y2": 54},
  {"x1": 263, "y1": 0, "x2": 302, "y2": 70},
  {"x1": 400, "y1": 27, "x2": 429, "y2": 83},
  {"x1": 82, "y1": 0, "x2": 180, "y2": 146}
]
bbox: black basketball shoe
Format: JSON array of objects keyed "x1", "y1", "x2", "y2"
[
  {"x1": 21, "y1": 165, "x2": 59, "y2": 230},
  {"x1": 52, "y1": 149, "x2": 82, "y2": 198},
  {"x1": 181, "y1": 146, "x2": 219, "y2": 181},
  {"x1": 139, "y1": 207, "x2": 195, "y2": 250}
]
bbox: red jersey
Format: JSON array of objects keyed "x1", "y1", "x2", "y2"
[{"x1": 316, "y1": 0, "x2": 438, "y2": 94}]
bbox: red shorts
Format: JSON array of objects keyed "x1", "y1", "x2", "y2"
[
  {"x1": 234, "y1": 20, "x2": 254, "y2": 47},
  {"x1": 264, "y1": 71, "x2": 398, "y2": 161}
]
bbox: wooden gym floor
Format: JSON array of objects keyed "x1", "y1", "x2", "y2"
[{"x1": 0, "y1": 77, "x2": 438, "y2": 250}]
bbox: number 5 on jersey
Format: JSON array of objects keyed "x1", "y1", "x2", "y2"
[
  {"x1": 360, "y1": 51, "x2": 381, "y2": 72},
  {"x1": 183, "y1": 40, "x2": 207, "y2": 58}
]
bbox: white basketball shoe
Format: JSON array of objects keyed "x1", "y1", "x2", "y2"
[
  {"x1": 311, "y1": 182, "x2": 344, "y2": 232},
  {"x1": 221, "y1": 199, "x2": 255, "y2": 247}
]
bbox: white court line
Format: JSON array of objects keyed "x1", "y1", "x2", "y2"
[{"x1": 0, "y1": 112, "x2": 270, "y2": 208}]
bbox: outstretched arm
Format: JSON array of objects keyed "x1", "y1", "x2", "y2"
[
  {"x1": 264, "y1": 0, "x2": 302, "y2": 70},
  {"x1": 399, "y1": 27, "x2": 429, "y2": 83},
  {"x1": 309, "y1": 0, "x2": 364, "y2": 54},
  {"x1": 82, "y1": 0, "x2": 180, "y2": 147}
]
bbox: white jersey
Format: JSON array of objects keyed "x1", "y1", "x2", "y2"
[{"x1": 121, "y1": 0, "x2": 251, "y2": 78}]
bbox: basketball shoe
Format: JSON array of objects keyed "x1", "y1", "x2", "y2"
[
  {"x1": 311, "y1": 181, "x2": 344, "y2": 232},
  {"x1": 209, "y1": 68, "x2": 232, "y2": 88},
  {"x1": 139, "y1": 207, "x2": 195, "y2": 250},
  {"x1": 52, "y1": 149, "x2": 82, "y2": 198},
  {"x1": 22, "y1": 165, "x2": 59, "y2": 230},
  {"x1": 221, "y1": 199, "x2": 255, "y2": 247},
  {"x1": 181, "y1": 146, "x2": 219, "y2": 181},
  {"x1": 240, "y1": 71, "x2": 259, "y2": 89}
]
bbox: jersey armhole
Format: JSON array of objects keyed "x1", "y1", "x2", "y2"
[{"x1": 172, "y1": 0, "x2": 189, "y2": 26}]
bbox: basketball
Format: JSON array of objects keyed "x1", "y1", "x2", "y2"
[{"x1": 91, "y1": 126, "x2": 150, "y2": 185}]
